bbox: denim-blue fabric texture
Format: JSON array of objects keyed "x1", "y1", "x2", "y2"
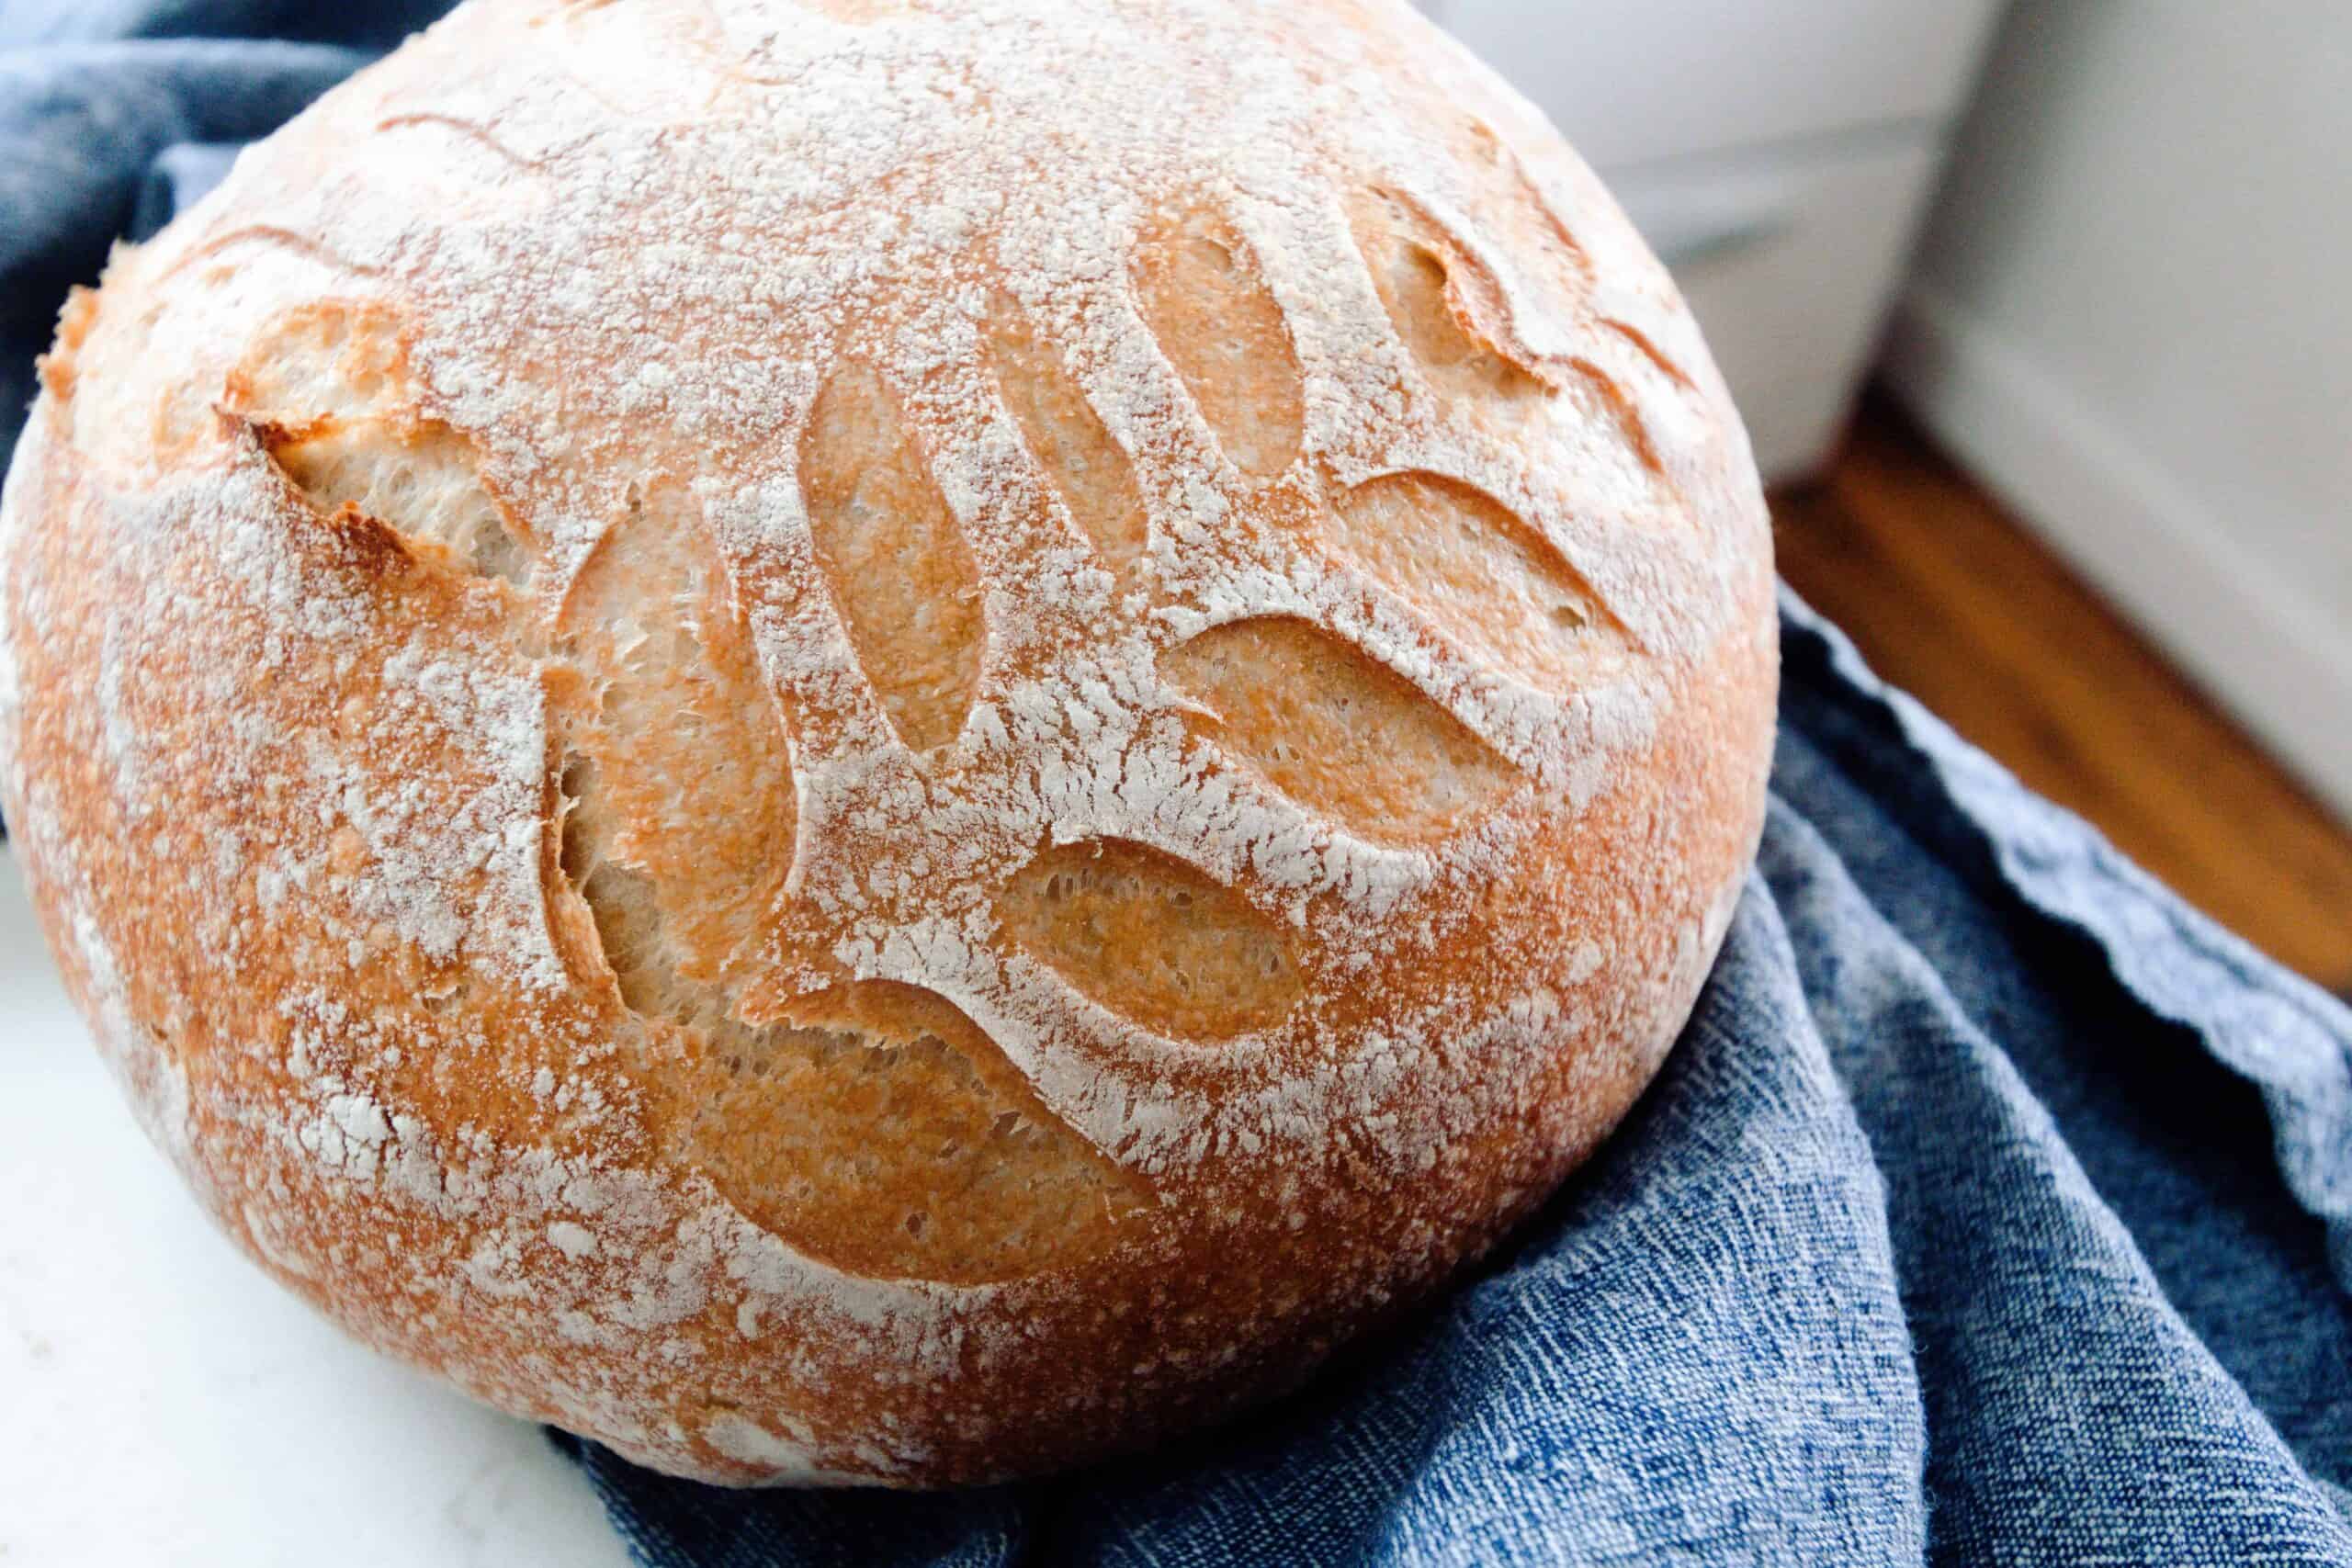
[{"x1": 8, "y1": 6, "x2": 2351, "y2": 1562}]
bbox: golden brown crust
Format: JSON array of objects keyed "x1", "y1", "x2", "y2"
[{"x1": 0, "y1": 0, "x2": 1775, "y2": 1486}]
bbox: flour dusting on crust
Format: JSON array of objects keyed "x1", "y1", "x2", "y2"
[{"x1": 0, "y1": 0, "x2": 1775, "y2": 1486}]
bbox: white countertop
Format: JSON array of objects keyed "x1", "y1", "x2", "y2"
[{"x1": 0, "y1": 849, "x2": 636, "y2": 1568}]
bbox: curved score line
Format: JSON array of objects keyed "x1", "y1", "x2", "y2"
[
  {"x1": 1598, "y1": 316, "x2": 1695, "y2": 394},
  {"x1": 375, "y1": 112, "x2": 546, "y2": 172},
  {"x1": 155, "y1": 224, "x2": 382, "y2": 290}
]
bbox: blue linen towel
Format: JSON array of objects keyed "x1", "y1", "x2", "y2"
[{"x1": 7, "y1": 5, "x2": 2351, "y2": 1562}]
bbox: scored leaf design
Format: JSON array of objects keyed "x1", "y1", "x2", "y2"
[
  {"x1": 1351, "y1": 177, "x2": 1673, "y2": 482},
  {"x1": 1326, "y1": 471, "x2": 1631, "y2": 693},
  {"x1": 1160, "y1": 616, "x2": 1519, "y2": 845},
  {"x1": 686, "y1": 980, "x2": 1146, "y2": 1284},
  {"x1": 1001, "y1": 839, "x2": 1303, "y2": 1042},
  {"x1": 558, "y1": 502, "x2": 1136, "y2": 1284},
  {"x1": 1351, "y1": 189, "x2": 1548, "y2": 408},
  {"x1": 1458, "y1": 118, "x2": 1599, "y2": 320},
  {"x1": 559, "y1": 481, "x2": 796, "y2": 988},
  {"x1": 1132, "y1": 205, "x2": 1305, "y2": 486},
  {"x1": 800, "y1": 361, "x2": 985, "y2": 754},
  {"x1": 989, "y1": 294, "x2": 1151, "y2": 586}
]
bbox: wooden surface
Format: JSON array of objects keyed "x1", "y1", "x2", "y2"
[{"x1": 1775, "y1": 393, "x2": 2352, "y2": 994}]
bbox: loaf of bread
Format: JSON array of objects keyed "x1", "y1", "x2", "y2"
[{"x1": 0, "y1": 0, "x2": 1774, "y2": 1485}]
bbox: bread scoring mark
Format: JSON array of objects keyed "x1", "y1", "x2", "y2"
[
  {"x1": 1161, "y1": 616, "x2": 1519, "y2": 845},
  {"x1": 1001, "y1": 838, "x2": 1302, "y2": 1042},
  {"x1": 558, "y1": 760, "x2": 1140, "y2": 1284},
  {"x1": 1351, "y1": 190, "x2": 1547, "y2": 406},
  {"x1": 155, "y1": 225, "x2": 380, "y2": 292},
  {"x1": 551, "y1": 488, "x2": 1138, "y2": 1285},
  {"x1": 799, "y1": 362, "x2": 985, "y2": 755},
  {"x1": 557, "y1": 481, "x2": 794, "y2": 988},
  {"x1": 1468, "y1": 119, "x2": 1698, "y2": 391},
  {"x1": 988, "y1": 295, "x2": 1150, "y2": 589},
  {"x1": 1352, "y1": 189, "x2": 1669, "y2": 484},
  {"x1": 1464, "y1": 118, "x2": 1597, "y2": 296},
  {"x1": 1563, "y1": 358, "x2": 1667, "y2": 476},
  {"x1": 551, "y1": 0, "x2": 765, "y2": 122},
  {"x1": 265, "y1": 421, "x2": 531, "y2": 587},
  {"x1": 1392, "y1": 118, "x2": 1604, "y2": 385},
  {"x1": 1327, "y1": 471, "x2": 1632, "y2": 693},
  {"x1": 1356, "y1": 186, "x2": 1569, "y2": 393},
  {"x1": 1132, "y1": 205, "x2": 1306, "y2": 487},
  {"x1": 234, "y1": 304, "x2": 533, "y2": 587},
  {"x1": 228, "y1": 415, "x2": 422, "y2": 584},
  {"x1": 1600, "y1": 317, "x2": 1694, "y2": 394},
  {"x1": 558, "y1": 784, "x2": 673, "y2": 1010},
  {"x1": 374, "y1": 113, "x2": 542, "y2": 171},
  {"x1": 685, "y1": 979, "x2": 1144, "y2": 1284}
]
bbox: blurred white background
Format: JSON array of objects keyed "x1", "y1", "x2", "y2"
[{"x1": 1887, "y1": 5, "x2": 2352, "y2": 825}]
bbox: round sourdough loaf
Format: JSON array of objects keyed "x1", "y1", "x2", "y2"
[{"x1": 0, "y1": 0, "x2": 1775, "y2": 1485}]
